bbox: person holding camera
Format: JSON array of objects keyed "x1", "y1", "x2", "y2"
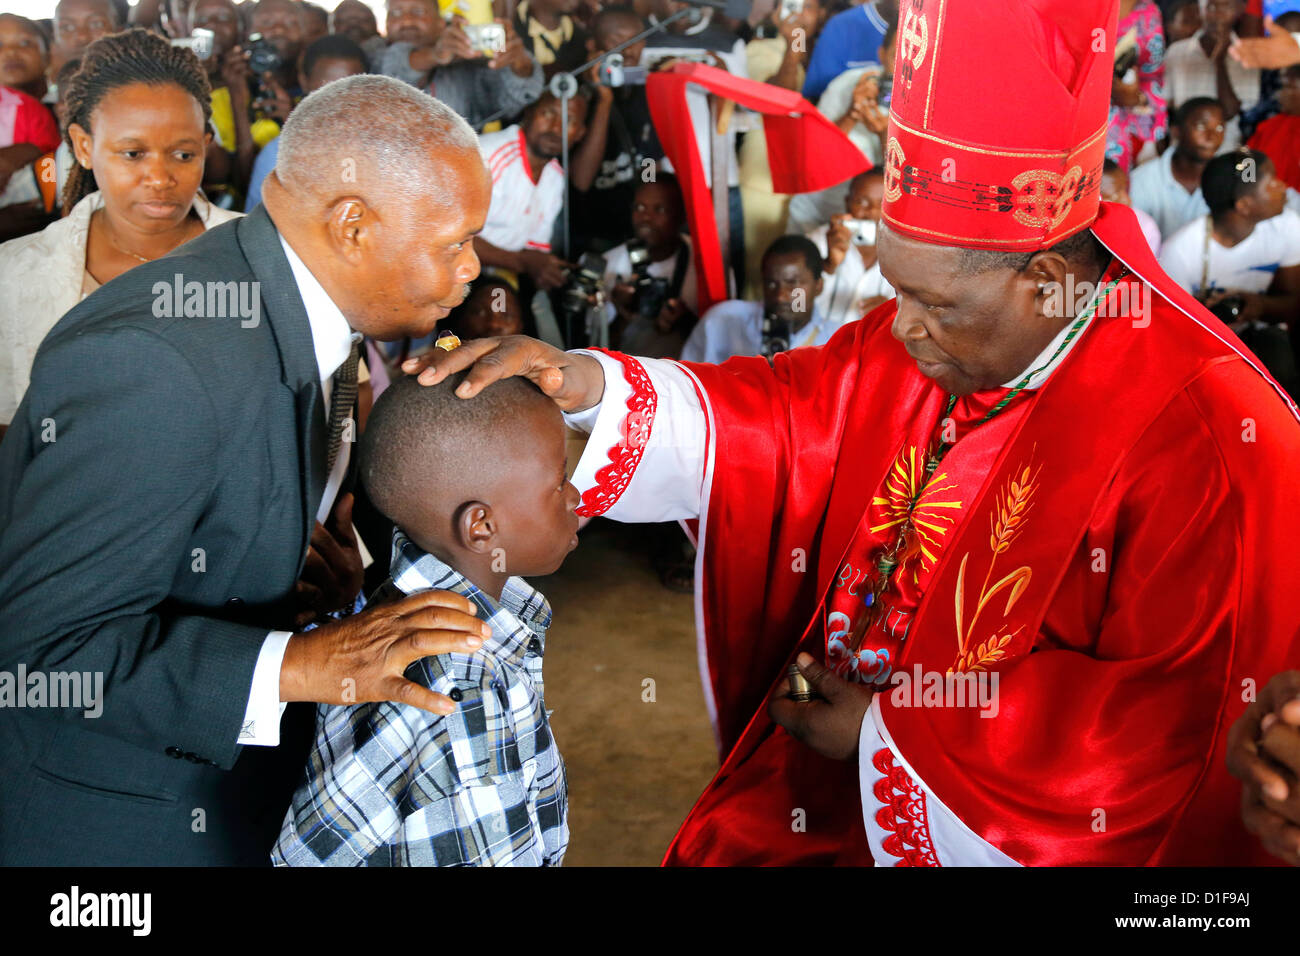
[
  {"x1": 380, "y1": 0, "x2": 542, "y2": 130},
  {"x1": 785, "y1": 23, "x2": 892, "y2": 234},
  {"x1": 680, "y1": 234, "x2": 828, "y2": 364},
  {"x1": 805, "y1": 168, "x2": 893, "y2": 330},
  {"x1": 596, "y1": 175, "x2": 698, "y2": 356},
  {"x1": 569, "y1": 5, "x2": 666, "y2": 253},
  {"x1": 1159, "y1": 147, "x2": 1300, "y2": 394}
]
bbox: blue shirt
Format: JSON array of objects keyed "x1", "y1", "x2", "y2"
[
  {"x1": 801, "y1": 1, "x2": 891, "y2": 102},
  {"x1": 1129, "y1": 148, "x2": 1209, "y2": 241},
  {"x1": 244, "y1": 136, "x2": 279, "y2": 212}
]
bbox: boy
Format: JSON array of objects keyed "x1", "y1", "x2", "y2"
[{"x1": 273, "y1": 370, "x2": 581, "y2": 866}]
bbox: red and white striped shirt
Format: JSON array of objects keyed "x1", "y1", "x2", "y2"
[{"x1": 478, "y1": 124, "x2": 565, "y2": 254}]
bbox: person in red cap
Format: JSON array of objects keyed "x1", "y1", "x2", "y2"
[{"x1": 412, "y1": 0, "x2": 1300, "y2": 866}]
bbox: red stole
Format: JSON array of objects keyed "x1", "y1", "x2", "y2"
[{"x1": 662, "y1": 203, "x2": 1300, "y2": 866}]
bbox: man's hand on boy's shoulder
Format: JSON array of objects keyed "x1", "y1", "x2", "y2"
[
  {"x1": 405, "y1": 335, "x2": 607, "y2": 413},
  {"x1": 279, "y1": 590, "x2": 492, "y2": 716}
]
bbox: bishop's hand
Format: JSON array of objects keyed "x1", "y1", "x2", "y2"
[{"x1": 769, "y1": 652, "x2": 874, "y2": 761}]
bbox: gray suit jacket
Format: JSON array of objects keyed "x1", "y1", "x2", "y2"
[{"x1": 0, "y1": 206, "x2": 330, "y2": 865}]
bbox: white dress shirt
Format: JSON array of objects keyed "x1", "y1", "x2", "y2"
[{"x1": 239, "y1": 234, "x2": 361, "y2": 747}]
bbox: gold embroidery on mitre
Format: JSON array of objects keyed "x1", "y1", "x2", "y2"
[
  {"x1": 898, "y1": 8, "x2": 929, "y2": 77},
  {"x1": 1011, "y1": 165, "x2": 1084, "y2": 231},
  {"x1": 883, "y1": 136, "x2": 906, "y2": 203}
]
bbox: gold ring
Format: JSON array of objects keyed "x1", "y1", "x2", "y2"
[{"x1": 434, "y1": 333, "x2": 461, "y2": 352}]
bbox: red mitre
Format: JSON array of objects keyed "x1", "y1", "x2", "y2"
[{"x1": 881, "y1": 0, "x2": 1119, "y2": 251}]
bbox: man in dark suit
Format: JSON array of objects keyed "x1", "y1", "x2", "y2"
[{"x1": 0, "y1": 75, "x2": 494, "y2": 865}]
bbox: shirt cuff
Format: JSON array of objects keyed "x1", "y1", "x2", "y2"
[
  {"x1": 240, "y1": 631, "x2": 292, "y2": 747},
  {"x1": 560, "y1": 348, "x2": 618, "y2": 435}
]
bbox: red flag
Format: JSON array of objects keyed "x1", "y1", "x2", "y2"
[{"x1": 645, "y1": 62, "x2": 871, "y2": 313}]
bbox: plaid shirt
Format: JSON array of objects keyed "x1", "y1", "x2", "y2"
[{"x1": 272, "y1": 532, "x2": 568, "y2": 866}]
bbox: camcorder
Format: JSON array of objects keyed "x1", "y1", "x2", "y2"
[
  {"x1": 170, "y1": 27, "x2": 215, "y2": 61},
  {"x1": 626, "y1": 242, "x2": 672, "y2": 319}
]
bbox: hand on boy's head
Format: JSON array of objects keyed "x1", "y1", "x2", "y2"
[
  {"x1": 360, "y1": 372, "x2": 583, "y2": 585},
  {"x1": 404, "y1": 334, "x2": 606, "y2": 413}
]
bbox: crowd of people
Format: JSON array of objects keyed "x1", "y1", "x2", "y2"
[
  {"x1": 3, "y1": 0, "x2": 1300, "y2": 411},
  {"x1": 0, "y1": 0, "x2": 1299, "y2": 870}
]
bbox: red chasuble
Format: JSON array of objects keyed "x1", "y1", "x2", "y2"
[{"x1": 660, "y1": 203, "x2": 1300, "y2": 866}]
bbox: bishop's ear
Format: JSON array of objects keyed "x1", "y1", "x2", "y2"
[
  {"x1": 1024, "y1": 251, "x2": 1070, "y2": 308},
  {"x1": 454, "y1": 500, "x2": 497, "y2": 554}
]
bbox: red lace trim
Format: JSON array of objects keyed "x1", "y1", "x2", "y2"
[
  {"x1": 575, "y1": 349, "x2": 658, "y2": 518},
  {"x1": 871, "y1": 748, "x2": 940, "y2": 867}
]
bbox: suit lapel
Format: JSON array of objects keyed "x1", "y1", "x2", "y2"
[{"x1": 235, "y1": 206, "x2": 327, "y2": 558}]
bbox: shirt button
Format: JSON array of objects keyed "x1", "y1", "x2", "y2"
[
  {"x1": 527, "y1": 637, "x2": 542, "y2": 654},
  {"x1": 449, "y1": 687, "x2": 463, "y2": 702},
  {"x1": 226, "y1": 597, "x2": 244, "y2": 607},
  {"x1": 165, "y1": 746, "x2": 183, "y2": 759}
]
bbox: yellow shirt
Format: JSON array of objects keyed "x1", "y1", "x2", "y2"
[{"x1": 210, "y1": 86, "x2": 281, "y2": 152}]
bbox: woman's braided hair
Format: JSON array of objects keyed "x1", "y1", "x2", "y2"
[{"x1": 61, "y1": 27, "x2": 212, "y2": 212}]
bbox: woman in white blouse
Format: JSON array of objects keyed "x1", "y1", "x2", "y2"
[{"x1": 0, "y1": 28, "x2": 241, "y2": 431}]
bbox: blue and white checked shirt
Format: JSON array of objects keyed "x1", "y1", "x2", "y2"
[{"x1": 272, "y1": 532, "x2": 568, "y2": 866}]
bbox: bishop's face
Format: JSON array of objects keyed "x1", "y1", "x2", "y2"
[{"x1": 877, "y1": 221, "x2": 1073, "y2": 397}]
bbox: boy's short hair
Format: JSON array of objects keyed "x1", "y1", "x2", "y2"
[{"x1": 358, "y1": 371, "x2": 551, "y2": 534}]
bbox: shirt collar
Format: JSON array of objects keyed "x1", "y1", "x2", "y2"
[
  {"x1": 388, "y1": 531, "x2": 553, "y2": 664},
  {"x1": 277, "y1": 233, "x2": 359, "y2": 385}
]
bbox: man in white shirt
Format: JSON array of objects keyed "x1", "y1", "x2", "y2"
[
  {"x1": 1165, "y1": 0, "x2": 1263, "y2": 150},
  {"x1": 1130, "y1": 96, "x2": 1226, "y2": 239},
  {"x1": 1159, "y1": 148, "x2": 1300, "y2": 311},
  {"x1": 682, "y1": 234, "x2": 833, "y2": 363},
  {"x1": 474, "y1": 88, "x2": 590, "y2": 293},
  {"x1": 805, "y1": 169, "x2": 894, "y2": 328},
  {"x1": 0, "y1": 76, "x2": 494, "y2": 864}
]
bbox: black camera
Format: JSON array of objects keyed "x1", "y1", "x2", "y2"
[
  {"x1": 1209, "y1": 294, "x2": 1246, "y2": 324},
  {"x1": 559, "y1": 252, "x2": 607, "y2": 322},
  {"x1": 246, "y1": 33, "x2": 282, "y2": 75},
  {"x1": 760, "y1": 311, "x2": 795, "y2": 358},
  {"x1": 627, "y1": 242, "x2": 672, "y2": 320}
]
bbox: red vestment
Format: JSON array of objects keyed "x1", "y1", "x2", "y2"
[{"x1": 658, "y1": 203, "x2": 1300, "y2": 866}]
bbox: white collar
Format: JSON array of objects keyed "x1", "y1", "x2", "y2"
[{"x1": 277, "y1": 233, "x2": 359, "y2": 386}]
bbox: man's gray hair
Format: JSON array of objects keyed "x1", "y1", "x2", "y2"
[{"x1": 276, "y1": 74, "x2": 479, "y2": 207}]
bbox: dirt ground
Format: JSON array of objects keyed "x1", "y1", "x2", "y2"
[{"x1": 531, "y1": 519, "x2": 719, "y2": 866}]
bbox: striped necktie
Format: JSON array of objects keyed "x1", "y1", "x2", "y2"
[{"x1": 326, "y1": 339, "x2": 360, "y2": 473}]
